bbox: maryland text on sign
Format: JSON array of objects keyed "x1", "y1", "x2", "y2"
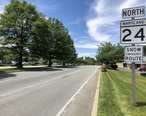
[{"x1": 121, "y1": 19, "x2": 146, "y2": 26}]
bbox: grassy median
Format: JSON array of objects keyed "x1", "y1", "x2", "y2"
[{"x1": 98, "y1": 69, "x2": 146, "y2": 116}]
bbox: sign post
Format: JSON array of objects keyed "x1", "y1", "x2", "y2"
[
  {"x1": 121, "y1": 6, "x2": 145, "y2": 106},
  {"x1": 131, "y1": 44, "x2": 136, "y2": 106},
  {"x1": 124, "y1": 45, "x2": 143, "y2": 105}
]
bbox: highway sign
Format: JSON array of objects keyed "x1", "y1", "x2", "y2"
[
  {"x1": 120, "y1": 19, "x2": 146, "y2": 44},
  {"x1": 122, "y1": 6, "x2": 145, "y2": 19},
  {"x1": 124, "y1": 46, "x2": 143, "y2": 63},
  {"x1": 121, "y1": 6, "x2": 145, "y2": 106}
]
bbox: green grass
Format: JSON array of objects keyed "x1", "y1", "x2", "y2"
[{"x1": 98, "y1": 69, "x2": 146, "y2": 116}]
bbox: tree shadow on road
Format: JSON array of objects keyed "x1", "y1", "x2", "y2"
[
  {"x1": 52, "y1": 66, "x2": 79, "y2": 68},
  {"x1": 0, "y1": 73, "x2": 16, "y2": 80},
  {"x1": 22, "y1": 67, "x2": 63, "y2": 72},
  {"x1": 0, "y1": 67, "x2": 63, "y2": 80}
]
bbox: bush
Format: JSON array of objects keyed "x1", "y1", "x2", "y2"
[{"x1": 110, "y1": 64, "x2": 118, "y2": 69}]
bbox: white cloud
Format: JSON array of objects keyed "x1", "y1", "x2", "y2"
[
  {"x1": 75, "y1": 43, "x2": 98, "y2": 49},
  {"x1": 69, "y1": 18, "x2": 81, "y2": 25},
  {"x1": 86, "y1": 0, "x2": 146, "y2": 42},
  {"x1": 77, "y1": 52, "x2": 96, "y2": 58}
]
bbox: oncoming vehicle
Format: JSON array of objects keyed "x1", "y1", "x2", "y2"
[{"x1": 138, "y1": 67, "x2": 146, "y2": 71}]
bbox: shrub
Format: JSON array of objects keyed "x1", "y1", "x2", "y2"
[{"x1": 110, "y1": 64, "x2": 118, "y2": 69}]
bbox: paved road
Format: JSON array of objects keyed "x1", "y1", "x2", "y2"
[
  {"x1": 0, "y1": 65, "x2": 99, "y2": 116},
  {"x1": 0, "y1": 65, "x2": 46, "y2": 69}
]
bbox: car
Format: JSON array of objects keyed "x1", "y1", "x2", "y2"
[
  {"x1": 138, "y1": 67, "x2": 146, "y2": 71},
  {"x1": 11, "y1": 62, "x2": 19, "y2": 67}
]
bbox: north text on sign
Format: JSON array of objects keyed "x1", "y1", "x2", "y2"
[{"x1": 122, "y1": 6, "x2": 145, "y2": 18}]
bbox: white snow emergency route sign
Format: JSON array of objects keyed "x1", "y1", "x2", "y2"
[{"x1": 124, "y1": 46, "x2": 143, "y2": 63}]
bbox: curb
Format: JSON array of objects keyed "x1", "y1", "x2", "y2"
[{"x1": 91, "y1": 68, "x2": 101, "y2": 116}]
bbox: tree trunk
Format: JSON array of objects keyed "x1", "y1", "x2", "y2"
[
  {"x1": 63, "y1": 61, "x2": 65, "y2": 66},
  {"x1": 48, "y1": 53, "x2": 52, "y2": 67},
  {"x1": 18, "y1": 51, "x2": 23, "y2": 68}
]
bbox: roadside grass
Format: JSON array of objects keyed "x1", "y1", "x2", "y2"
[{"x1": 98, "y1": 69, "x2": 146, "y2": 116}]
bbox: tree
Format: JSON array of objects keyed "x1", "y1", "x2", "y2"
[
  {"x1": 0, "y1": 0, "x2": 41, "y2": 68},
  {"x1": 0, "y1": 46, "x2": 18, "y2": 63},
  {"x1": 30, "y1": 16, "x2": 51, "y2": 60},
  {"x1": 0, "y1": 47, "x2": 5, "y2": 61},
  {"x1": 75, "y1": 57, "x2": 84, "y2": 65},
  {"x1": 96, "y1": 42, "x2": 124, "y2": 67},
  {"x1": 30, "y1": 17, "x2": 77, "y2": 66},
  {"x1": 55, "y1": 34, "x2": 77, "y2": 66},
  {"x1": 47, "y1": 18, "x2": 67, "y2": 66},
  {"x1": 46, "y1": 18, "x2": 77, "y2": 66},
  {"x1": 84, "y1": 57, "x2": 96, "y2": 65},
  {"x1": 143, "y1": 45, "x2": 146, "y2": 56}
]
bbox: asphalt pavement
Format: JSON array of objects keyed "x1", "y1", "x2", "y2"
[{"x1": 0, "y1": 65, "x2": 100, "y2": 116}]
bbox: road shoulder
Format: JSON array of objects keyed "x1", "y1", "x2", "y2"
[
  {"x1": 62, "y1": 68, "x2": 100, "y2": 116},
  {"x1": 91, "y1": 68, "x2": 101, "y2": 116}
]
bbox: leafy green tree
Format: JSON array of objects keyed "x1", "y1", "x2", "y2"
[
  {"x1": 0, "y1": 0, "x2": 41, "y2": 68},
  {"x1": 84, "y1": 57, "x2": 96, "y2": 65},
  {"x1": 55, "y1": 34, "x2": 77, "y2": 66},
  {"x1": 46, "y1": 18, "x2": 77, "y2": 66},
  {"x1": 96, "y1": 42, "x2": 124, "y2": 67},
  {"x1": 0, "y1": 47, "x2": 5, "y2": 61},
  {"x1": 143, "y1": 46, "x2": 146, "y2": 56},
  {"x1": 0, "y1": 47, "x2": 18, "y2": 63},
  {"x1": 30, "y1": 17, "x2": 77, "y2": 66},
  {"x1": 30, "y1": 16, "x2": 51, "y2": 60},
  {"x1": 47, "y1": 18, "x2": 66, "y2": 66},
  {"x1": 75, "y1": 57, "x2": 84, "y2": 65}
]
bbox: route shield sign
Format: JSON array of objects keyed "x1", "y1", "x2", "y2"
[
  {"x1": 120, "y1": 18, "x2": 146, "y2": 44},
  {"x1": 124, "y1": 46, "x2": 143, "y2": 63}
]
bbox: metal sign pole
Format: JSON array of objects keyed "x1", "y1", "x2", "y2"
[
  {"x1": 131, "y1": 14, "x2": 136, "y2": 105},
  {"x1": 132, "y1": 62, "x2": 136, "y2": 105},
  {"x1": 131, "y1": 44, "x2": 136, "y2": 106},
  {"x1": 131, "y1": 17, "x2": 136, "y2": 106}
]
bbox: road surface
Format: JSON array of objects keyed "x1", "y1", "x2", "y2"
[
  {"x1": 0, "y1": 65, "x2": 99, "y2": 116},
  {"x1": 0, "y1": 65, "x2": 46, "y2": 69}
]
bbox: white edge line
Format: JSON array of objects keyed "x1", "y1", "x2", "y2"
[
  {"x1": 0, "y1": 70, "x2": 82, "y2": 98},
  {"x1": 91, "y1": 68, "x2": 101, "y2": 116},
  {"x1": 56, "y1": 69, "x2": 97, "y2": 116}
]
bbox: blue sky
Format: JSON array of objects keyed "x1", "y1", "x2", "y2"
[{"x1": 1, "y1": 0, "x2": 146, "y2": 58}]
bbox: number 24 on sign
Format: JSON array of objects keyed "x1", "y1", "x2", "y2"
[{"x1": 121, "y1": 26, "x2": 146, "y2": 44}]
